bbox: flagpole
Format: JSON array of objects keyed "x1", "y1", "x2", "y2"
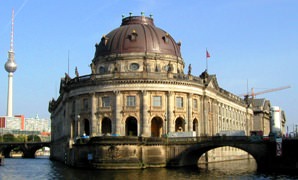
[
  {"x1": 206, "y1": 48, "x2": 208, "y2": 73},
  {"x1": 205, "y1": 49, "x2": 211, "y2": 73}
]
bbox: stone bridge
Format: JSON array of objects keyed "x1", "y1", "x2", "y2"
[
  {"x1": 70, "y1": 136, "x2": 298, "y2": 172},
  {"x1": 165, "y1": 136, "x2": 298, "y2": 171},
  {"x1": 0, "y1": 142, "x2": 50, "y2": 158}
]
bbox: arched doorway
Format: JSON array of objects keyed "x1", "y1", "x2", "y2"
[
  {"x1": 84, "y1": 119, "x2": 90, "y2": 136},
  {"x1": 193, "y1": 118, "x2": 198, "y2": 132},
  {"x1": 126, "y1": 117, "x2": 138, "y2": 136},
  {"x1": 102, "y1": 117, "x2": 112, "y2": 135},
  {"x1": 151, "y1": 117, "x2": 163, "y2": 137},
  {"x1": 175, "y1": 117, "x2": 185, "y2": 132}
]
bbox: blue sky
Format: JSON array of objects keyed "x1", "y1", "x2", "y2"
[{"x1": 0, "y1": 1, "x2": 297, "y2": 131}]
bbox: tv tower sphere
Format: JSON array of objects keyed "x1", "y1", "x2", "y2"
[{"x1": 5, "y1": 52, "x2": 17, "y2": 73}]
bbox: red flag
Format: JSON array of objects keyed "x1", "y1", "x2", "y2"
[{"x1": 206, "y1": 50, "x2": 210, "y2": 58}]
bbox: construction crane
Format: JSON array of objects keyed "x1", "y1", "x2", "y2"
[{"x1": 240, "y1": 85, "x2": 291, "y2": 99}]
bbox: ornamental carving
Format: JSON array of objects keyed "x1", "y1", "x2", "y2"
[{"x1": 107, "y1": 145, "x2": 121, "y2": 160}]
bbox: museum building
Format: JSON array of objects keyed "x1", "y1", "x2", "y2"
[{"x1": 49, "y1": 14, "x2": 255, "y2": 168}]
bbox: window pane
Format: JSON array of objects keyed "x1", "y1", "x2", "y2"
[
  {"x1": 72, "y1": 101, "x2": 75, "y2": 113},
  {"x1": 102, "y1": 97, "x2": 110, "y2": 107},
  {"x1": 83, "y1": 99, "x2": 89, "y2": 110},
  {"x1": 127, "y1": 96, "x2": 136, "y2": 107},
  {"x1": 153, "y1": 96, "x2": 161, "y2": 107},
  {"x1": 176, "y1": 97, "x2": 183, "y2": 108},
  {"x1": 193, "y1": 99, "x2": 197, "y2": 109}
]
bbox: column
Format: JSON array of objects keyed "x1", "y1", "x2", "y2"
[
  {"x1": 202, "y1": 95, "x2": 208, "y2": 136},
  {"x1": 64, "y1": 99, "x2": 69, "y2": 138},
  {"x1": 114, "y1": 91, "x2": 121, "y2": 135},
  {"x1": 75, "y1": 98, "x2": 81, "y2": 137},
  {"x1": 141, "y1": 90, "x2": 150, "y2": 137},
  {"x1": 167, "y1": 91, "x2": 175, "y2": 133},
  {"x1": 187, "y1": 93, "x2": 193, "y2": 132},
  {"x1": 91, "y1": 93, "x2": 97, "y2": 136},
  {"x1": 196, "y1": 96, "x2": 201, "y2": 136}
]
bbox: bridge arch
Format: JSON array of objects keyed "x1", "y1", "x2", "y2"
[
  {"x1": 2, "y1": 145, "x2": 24, "y2": 158},
  {"x1": 0, "y1": 142, "x2": 51, "y2": 158},
  {"x1": 168, "y1": 140, "x2": 270, "y2": 170}
]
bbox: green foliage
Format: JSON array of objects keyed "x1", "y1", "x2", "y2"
[
  {"x1": 0, "y1": 134, "x2": 42, "y2": 142},
  {"x1": 16, "y1": 135, "x2": 27, "y2": 142},
  {"x1": 3, "y1": 134, "x2": 15, "y2": 142},
  {"x1": 27, "y1": 135, "x2": 41, "y2": 142}
]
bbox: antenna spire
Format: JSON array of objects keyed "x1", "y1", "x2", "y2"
[{"x1": 10, "y1": 8, "x2": 15, "y2": 52}]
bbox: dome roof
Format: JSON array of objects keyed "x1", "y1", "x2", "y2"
[{"x1": 94, "y1": 15, "x2": 182, "y2": 59}]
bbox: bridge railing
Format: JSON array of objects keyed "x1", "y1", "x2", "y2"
[{"x1": 82, "y1": 136, "x2": 252, "y2": 145}]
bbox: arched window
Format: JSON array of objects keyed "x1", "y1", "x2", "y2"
[
  {"x1": 125, "y1": 117, "x2": 138, "y2": 136},
  {"x1": 193, "y1": 119, "x2": 198, "y2": 132},
  {"x1": 102, "y1": 117, "x2": 112, "y2": 135},
  {"x1": 175, "y1": 118, "x2": 185, "y2": 132},
  {"x1": 84, "y1": 119, "x2": 90, "y2": 136},
  {"x1": 151, "y1": 117, "x2": 163, "y2": 137}
]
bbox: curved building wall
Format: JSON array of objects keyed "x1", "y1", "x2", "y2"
[
  {"x1": 50, "y1": 76, "x2": 252, "y2": 138},
  {"x1": 48, "y1": 15, "x2": 254, "y2": 166}
]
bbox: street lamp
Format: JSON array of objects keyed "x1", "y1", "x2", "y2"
[
  {"x1": 76, "y1": 114, "x2": 80, "y2": 138},
  {"x1": 164, "y1": 112, "x2": 167, "y2": 136}
]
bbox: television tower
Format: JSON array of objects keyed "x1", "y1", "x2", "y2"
[{"x1": 4, "y1": 9, "x2": 17, "y2": 117}]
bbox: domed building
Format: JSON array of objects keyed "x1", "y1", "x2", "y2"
[{"x1": 49, "y1": 14, "x2": 254, "y2": 169}]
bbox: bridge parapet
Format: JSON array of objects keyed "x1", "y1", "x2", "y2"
[
  {"x1": 78, "y1": 136, "x2": 264, "y2": 146},
  {"x1": 0, "y1": 142, "x2": 50, "y2": 158}
]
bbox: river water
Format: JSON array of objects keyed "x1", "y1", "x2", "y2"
[{"x1": 0, "y1": 157, "x2": 297, "y2": 180}]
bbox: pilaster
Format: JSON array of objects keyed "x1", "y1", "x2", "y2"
[
  {"x1": 167, "y1": 91, "x2": 174, "y2": 133},
  {"x1": 91, "y1": 93, "x2": 97, "y2": 136},
  {"x1": 141, "y1": 90, "x2": 150, "y2": 137},
  {"x1": 187, "y1": 93, "x2": 193, "y2": 131},
  {"x1": 114, "y1": 91, "x2": 121, "y2": 135}
]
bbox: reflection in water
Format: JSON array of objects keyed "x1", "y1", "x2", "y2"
[
  {"x1": 1, "y1": 158, "x2": 298, "y2": 180},
  {"x1": 198, "y1": 159, "x2": 257, "y2": 178}
]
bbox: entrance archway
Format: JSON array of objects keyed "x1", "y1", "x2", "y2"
[
  {"x1": 175, "y1": 117, "x2": 185, "y2": 132},
  {"x1": 125, "y1": 117, "x2": 138, "y2": 136},
  {"x1": 102, "y1": 117, "x2": 112, "y2": 135},
  {"x1": 151, "y1": 117, "x2": 163, "y2": 137}
]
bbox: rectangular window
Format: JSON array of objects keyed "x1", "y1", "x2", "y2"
[
  {"x1": 193, "y1": 99, "x2": 197, "y2": 109},
  {"x1": 127, "y1": 96, "x2": 136, "y2": 107},
  {"x1": 102, "y1": 96, "x2": 110, "y2": 107},
  {"x1": 72, "y1": 101, "x2": 75, "y2": 113},
  {"x1": 153, "y1": 96, "x2": 162, "y2": 107},
  {"x1": 176, "y1": 97, "x2": 183, "y2": 108},
  {"x1": 83, "y1": 98, "x2": 89, "y2": 110}
]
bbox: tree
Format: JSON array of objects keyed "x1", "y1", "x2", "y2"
[
  {"x1": 3, "y1": 134, "x2": 15, "y2": 142},
  {"x1": 27, "y1": 135, "x2": 41, "y2": 142}
]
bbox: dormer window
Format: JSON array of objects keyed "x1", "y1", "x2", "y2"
[
  {"x1": 101, "y1": 35, "x2": 109, "y2": 46},
  {"x1": 129, "y1": 30, "x2": 138, "y2": 41},
  {"x1": 99, "y1": 66, "x2": 105, "y2": 74},
  {"x1": 130, "y1": 63, "x2": 139, "y2": 70},
  {"x1": 162, "y1": 33, "x2": 169, "y2": 43}
]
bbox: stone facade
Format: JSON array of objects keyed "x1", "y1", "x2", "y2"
[
  {"x1": 49, "y1": 15, "x2": 255, "y2": 168},
  {"x1": 251, "y1": 99, "x2": 271, "y2": 135}
]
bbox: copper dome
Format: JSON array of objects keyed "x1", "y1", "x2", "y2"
[{"x1": 94, "y1": 15, "x2": 182, "y2": 59}]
